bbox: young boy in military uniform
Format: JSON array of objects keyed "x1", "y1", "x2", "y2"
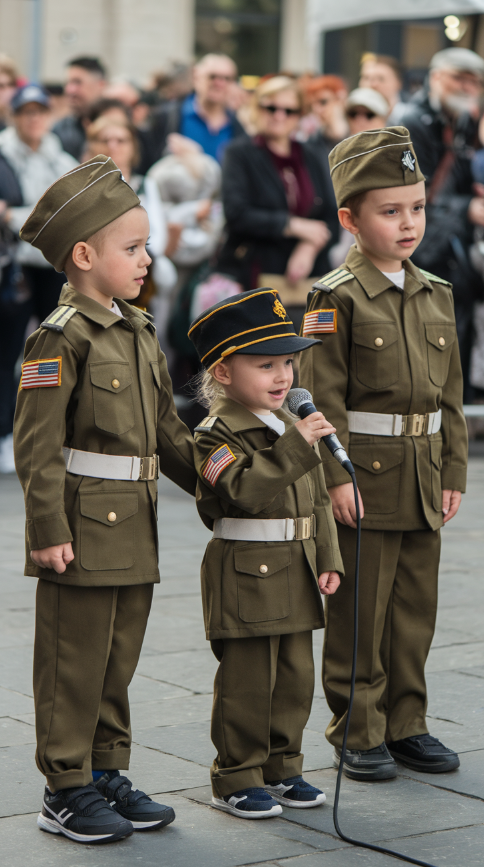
[
  {"x1": 299, "y1": 127, "x2": 468, "y2": 781},
  {"x1": 14, "y1": 156, "x2": 197, "y2": 842},
  {"x1": 188, "y1": 288, "x2": 344, "y2": 818}
]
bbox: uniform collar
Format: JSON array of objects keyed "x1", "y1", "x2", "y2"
[
  {"x1": 211, "y1": 395, "x2": 290, "y2": 434},
  {"x1": 58, "y1": 283, "x2": 152, "y2": 331},
  {"x1": 345, "y1": 245, "x2": 432, "y2": 299}
]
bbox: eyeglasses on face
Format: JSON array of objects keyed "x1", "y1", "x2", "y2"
[
  {"x1": 207, "y1": 73, "x2": 236, "y2": 82},
  {"x1": 259, "y1": 104, "x2": 300, "y2": 116},
  {"x1": 346, "y1": 108, "x2": 376, "y2": 120}
]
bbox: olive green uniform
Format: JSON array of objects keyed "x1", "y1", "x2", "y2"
[
  {"x1": 14, "y1": 283, "x2": 196, "y2": 791},
  {"x1": 194, "y1": 396, "x2": 343, "y2": 795},
  {"x1": 299, "y1": 246, "x2": 467, "y2": 750}
]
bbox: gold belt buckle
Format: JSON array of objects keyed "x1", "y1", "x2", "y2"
[
  {"x1": 294, "y1": 516, "x2": 313, "y2": 540},
  {"x1": 139, "y1": 454, "x2": 159, "y2": 480},
  {"x1": 403, "y1": 413, "x2": 427, "y2": 436}
]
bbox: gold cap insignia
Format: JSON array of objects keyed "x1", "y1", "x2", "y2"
[{"x1": 272, "y1": 297, "x2": 287, "y2": 319}]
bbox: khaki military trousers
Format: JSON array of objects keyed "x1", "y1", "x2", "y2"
[
  {"x1": 323, "y1": 526, "x2": 440, "y2": 751},
  {"x1": 210, "y1": 631, "x2": 314, "y2": 797},
  {"x1": 34, "y1": 579, "x2": 153, "y2": 792}
]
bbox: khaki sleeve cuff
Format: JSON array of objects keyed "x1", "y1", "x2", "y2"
[
  {"x1": 321, "y1": 457, "x2": 351, "y2": 489},
  {"x1": 27, "y1": 513, "x2": 73, "y2": 550},
  {"x1": 441, "y1": 465, "x2": 467, "y2": 494},
  {"x1": 278, "y1": 424, "x2": 322, "y2": 473},
  {"x1": 316, "y1": 545, "x2": 345, "y2": 576}
]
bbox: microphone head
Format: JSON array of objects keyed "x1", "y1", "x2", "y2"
[{"x1": 286, "y1": 387, "x2": 313, "y2": 416}]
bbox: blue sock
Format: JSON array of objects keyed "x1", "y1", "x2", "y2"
[{"x1": 92, "y1": 770, "x2": 106, "y2": 782}]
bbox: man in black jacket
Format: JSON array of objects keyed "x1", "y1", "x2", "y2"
[
  {"x1": 140, "y1": 54, "x2": 247, "y2": 172},
  {"x1": 397, "y1": 47, "x2": 484, "y2": 398},
  {"x1": 53, "y1": 57, "x2": 107, "y2": 160}
]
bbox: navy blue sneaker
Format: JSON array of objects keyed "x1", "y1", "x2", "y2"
[
  {"x1": 37, "y1": 784, "x2": 133, "y2": 843},
  {"x1": 212, "y1": 786, "x2": 282, "y2": 819},
  {"x1": 265, "y1": 775, "x2": 326, "y2": 808},
  {"x1": 94, "y1": 771, "x2": 175, "y2": 830}
]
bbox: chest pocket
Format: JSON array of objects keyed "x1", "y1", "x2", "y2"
[
  {"x1": 425, "y1": 323, "x2": 456, "y2": 387},
  {"x1": 90, "y1": 362, "x2": 135, "y2": 436},
  {"x1": 352, "y1": 322, "x2": 399, "y2": 389}
]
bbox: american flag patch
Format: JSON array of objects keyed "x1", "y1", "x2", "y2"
[
  {"x1": 20, "y1": 357, "x2": 62, "y2": 389},
  {"x1": 202, "y1": 444, "x2": 236, "y2": 485},
  {"x1": 302, "y1": 309, "x2": 337, "y2": 336}
]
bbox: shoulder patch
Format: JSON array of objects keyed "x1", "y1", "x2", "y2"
[
  {"x1": 302, "y1": 308, "x2": 337, "y2": 336},
  {"x1": 202, "y1": 443, "x2": 236, "y2": 485},
  {"x1": 194, "y1": 416, "x2": 218, "y2": 433},
  {"x1": 20, "y1": 356, "x2": 62, "y2": 389},
  {"x1": 41, "y1": 306, "x2": 77, "y2": 332},
  {"x1": 419, "y1": 268, "x2": 452, "y2": 287},
  {"x1": 312, "y1": 268, "x2": 353, "y2": 293}
]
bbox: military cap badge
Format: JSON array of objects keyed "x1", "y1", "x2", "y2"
[{"x1": 401, "y1": 150, "x2": 416, "y2": 172}]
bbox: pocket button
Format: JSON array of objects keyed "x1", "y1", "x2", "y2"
[
  {"x1": 439, "y1": 337, "x2": 445, "y2": 346},
  {"x1": 372, "y1": 461, "x2": 381, "y2": 470},
  {"x1": 112, "y1": 379, "x2": 120, "y2": 388},
  {"x1": 107, "y1": 511, "x2": 117, "y2": 522},
  {"x1": 259, "y1": 564, "x2": 268, "y2": 574},
  {"x1": 374, "y1": 337, "x2": 383, "y2": 347}
]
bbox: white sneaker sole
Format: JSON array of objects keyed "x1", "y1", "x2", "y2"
[
  {"x1": 264, "y1": 789, "x2": 326, "y2": 808},
  {"x1": 37, "y1": 812, "x2": 132, "y2": 843},
  {"x1": 211, "y1": 797, "x2": 282, "y2": 819}
]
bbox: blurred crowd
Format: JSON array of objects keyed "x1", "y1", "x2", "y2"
[{"x1": 2, "y1": 44, "x2": 484, "y2": 471}]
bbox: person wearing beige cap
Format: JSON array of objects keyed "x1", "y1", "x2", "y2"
[
  {"x1": 13, "y1": 155, "x2": 197, "y2": 843},
  {"x1": 344, "y1": 87, "x2": 389, "y2": 135},
  {"x1": 299, "y1": 126, "x2": 468, "y2": 782}
]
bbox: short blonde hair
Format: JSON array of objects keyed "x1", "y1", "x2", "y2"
[
  {"x1": 0, "y1": 54, "x2": 18, "y2": 85},
  {"x1": 251, "y1": 75, "x2": 303, "y2": 131}
]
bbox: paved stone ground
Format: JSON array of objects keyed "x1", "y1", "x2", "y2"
[{"x1": 1, "y1": 459, "x2": 483, "y2": 867}]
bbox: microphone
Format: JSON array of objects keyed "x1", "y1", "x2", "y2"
[{"x1": 286, "y1": 388, "x2": 355, "y2": 475}]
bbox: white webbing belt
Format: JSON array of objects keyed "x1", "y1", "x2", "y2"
[
  {"x1": 213, "y1": 516, "x2": 316, "y2": 542},
  {"x1": 63, "y1": 447, "x2": 159, "y2": 481},
  {"x1": 347, "y1": 409, "x2": 442, "y2": 437}
]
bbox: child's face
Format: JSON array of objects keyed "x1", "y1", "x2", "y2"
[
  {"x1": 74, "y1": 206, "x2": 151, "y2": 307},
  {"x1": 213, "y1": 353, "x2": 295, "y2": 415},
  {"x1": 339, "y1": 180, "x2": 426, "y2": 271}
]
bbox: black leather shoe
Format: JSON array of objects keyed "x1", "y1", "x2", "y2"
[
  {"x1": 333, "y1": 742, "x2": 397, "y2": 781},
  {"x1": 94, "y1": 771, "x2": 175, "y2": 830},
  {"x1": 387, "y1": 734, "x2": 460, "y2": 773}
]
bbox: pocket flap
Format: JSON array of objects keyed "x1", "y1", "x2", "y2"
[
  {"x1": 350, "y1": 443, "x2": 404, "y2": 474},
  {"x1": 425, "y1": 323, "x2": 456, "y2": 351},
  {"x1": 234, "y1": 544, "x2": 291, "y2": 577},
  {"x1": 151, "y1": 361, "x2": 161, "y2": 388},
  {"x1": 89, "y1": 362, "x2": 132, "y2": 393},
  {"x1": 80, "y1": 492, "x2": 138, "y2": 526},
  {"x1": 430, "y1": 438, "x2": 442, "y2": 469},
  {"x1": 352, "y1": 322, "x2": 398, "y2": 351}
]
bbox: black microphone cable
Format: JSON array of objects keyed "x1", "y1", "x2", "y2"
[{"x1": 286, "y1": 389, "x2": 439, "y2": 867}]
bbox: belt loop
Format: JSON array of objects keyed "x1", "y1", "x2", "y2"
[
  {"x1": 130, "y1": 456, "x2": 135, "y2": 480},
  {"x1": 285, "y1": 518, "x2": 294, "y2": 540},
  {"x1": 66, "y1": 448, "x2": 74, "y2": 470},
  {"x1": 392, "y1": 414, "x2": 403, "y2": 436}
]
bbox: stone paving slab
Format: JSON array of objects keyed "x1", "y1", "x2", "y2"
[{"x1": 398, "y1": 748, "x2": 484, "y2": 800}]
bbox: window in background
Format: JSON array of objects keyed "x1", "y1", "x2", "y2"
[{"x1": 195, "y1": 0, "x2": 281, "y2": 76}]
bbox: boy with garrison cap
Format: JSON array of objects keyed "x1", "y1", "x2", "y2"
[
  {"x1": 299, "y1": 127, "x2": 468, "y2": 780},
  {"x1": 14, "y1": 155, "x2": 197, "y2": 843}
]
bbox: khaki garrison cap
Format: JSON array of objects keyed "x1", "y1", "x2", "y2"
[
  {"x1": 329, "y1": 126, "x2": 425, "y2": 208},
  {"x1": 20, "y1": 154, "x2": 141, "y2": 271}
]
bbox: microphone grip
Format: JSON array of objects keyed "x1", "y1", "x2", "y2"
[{"x1": 295, "y1": 400, "x2": 354, "y2": 475}]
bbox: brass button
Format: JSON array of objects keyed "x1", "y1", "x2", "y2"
[
  {"x1": 107, "y1": 511, "x2": 117, "y2": 522},
  {"x1": 259, "y1": 565, "x2": 268, "y2": 574},
  {"x1": 374, "y1": 337, "x2": 383, "y2": 347},
  {"x1": 112, "y1": 378, "x2": 120, "y2": 389},
  {"x1": 372, "y1": 461, "x2": 381, "y2": 470},
  {"x1": 439, "y1": 336, "x2": 445, "y2": 346}
]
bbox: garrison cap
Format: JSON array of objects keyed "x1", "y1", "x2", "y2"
[
  {"x1": 20, "y1": 154, "x2": 141, "y2": 271},
  {"x1": 329, "y1": 126, "x2": 425, "y2": 208},
  {"x1": 188, "y1": 287, "x2": 320, "y2": 369}
]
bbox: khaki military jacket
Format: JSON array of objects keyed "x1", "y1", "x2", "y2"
[
  {"x1": 14, "y1": 284, "x2": 197, "y2": 586},
  {"x1": 194, "y1": 397, "x2": 344, "y2": 640},
  {"x1": 299, "y1": 246, "x2": 468, "y2": 532}
]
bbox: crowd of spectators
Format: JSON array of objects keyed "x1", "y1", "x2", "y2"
[{"x1": 2, "y1": 44, "x2": 484, "y2": 470}]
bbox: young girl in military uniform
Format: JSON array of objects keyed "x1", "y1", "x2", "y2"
[
  {"x1": 188, "y1": 287, "x2": 344, "y2": 818},
  {"x1": 299, "y1": 127, "x2": 468, "y2": 781},
  {"x1": 14, "y1": 156, "x2": 197, "y2": 843}
]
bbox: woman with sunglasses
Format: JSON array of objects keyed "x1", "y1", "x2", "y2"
[
  {"x1": 344, "y1": 87, "x2": 389, "y2": 135},
  {"x1": 216, "y1": 76, "x2": 338, "y2": 328}
]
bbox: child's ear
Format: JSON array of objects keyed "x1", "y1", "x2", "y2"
[
  {"x1": 212, "y1": 361, "x2": 231, "y2": 385},
  {"x1": 338, "y1": 207, "x2": 359, "y2": 236},
  {"x1": 71, "y1": 241, "x2": 94, "y2": 271}
]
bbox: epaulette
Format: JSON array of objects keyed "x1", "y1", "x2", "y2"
[
  {"x1": 419, "y1": 268, "x2": 452, "y2": 288},
  {"x1": 311, "y1": 268, "x2": 354, "y2": 294},
  {"x1": 41, "y1": 305, "x2": 77, "y2": 332},
  {"x1": 194, "y1": 416, "x2": 218, "y2": 433}
]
